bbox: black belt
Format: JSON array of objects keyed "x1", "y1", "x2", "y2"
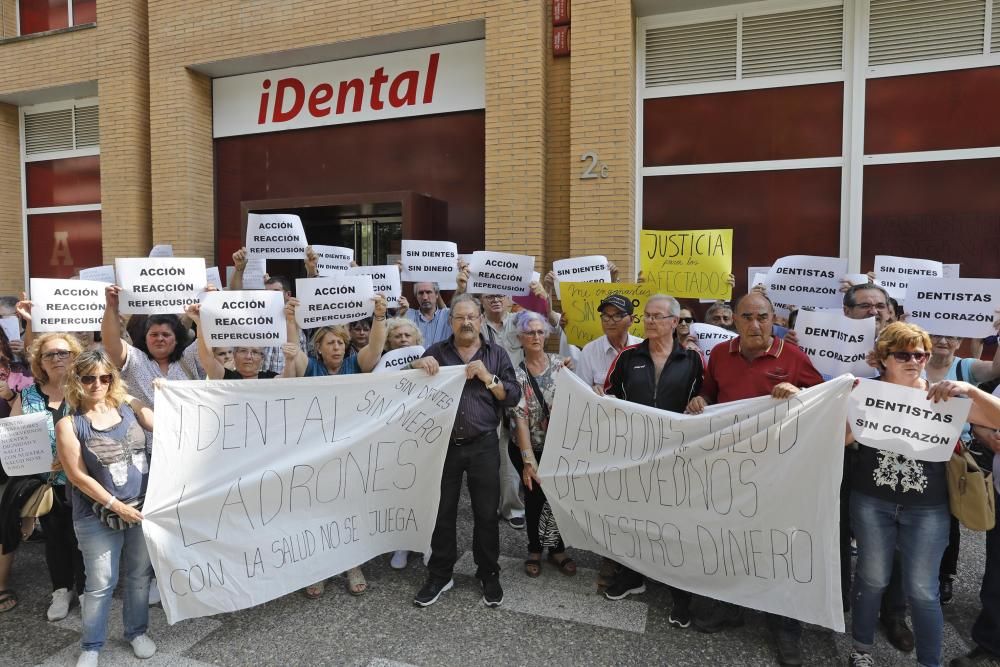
[{"x1": 450, "y1": 430, "x2": 492, "y2": 446}]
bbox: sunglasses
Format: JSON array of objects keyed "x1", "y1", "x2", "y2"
[
  {"x1": 889, "y1": 351, "x2": 928, "y2": 363},
  {"x1": 80, "y1": 374, "x2": 113, "y2": 386},
  {"x1": 678, "y1": 317, "x2": 695, "y2": 324}
]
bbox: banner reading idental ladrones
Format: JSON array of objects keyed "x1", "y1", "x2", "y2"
[
  {"x1": 538, "y1": 371, "x2": 853, "y2": 632},
  {"x1": 144, "y1": 368, "x2": 466, "y2": 623}
]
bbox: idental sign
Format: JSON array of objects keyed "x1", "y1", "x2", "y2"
[{"x1": 212, "y1": 41, "x2": 485, "y2": 138}]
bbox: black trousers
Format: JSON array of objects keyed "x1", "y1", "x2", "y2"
[
  {"x1": 971, "y1": 488, "x2": 1000, "y2": 655},
  {"x1": 428, "y1": 431, "x2": 501, "y2": 583},
  {"x1": 38, "y1": 485, "x2": 86, "y2": 594},
  {"x1": 507, "y1": 441, "x2": 564, "y2": 555}
]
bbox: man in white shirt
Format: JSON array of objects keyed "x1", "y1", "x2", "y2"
[{"x1": 574, "y1": 294, "x2": 642, "y2": 395}]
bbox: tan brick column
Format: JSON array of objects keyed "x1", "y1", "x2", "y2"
[
  {"x1": 569, "y1": 0, "x2": 636, "y2": 277},
  {"x1": 0, "y1": 102, "x2": 23, "y2": 294}
]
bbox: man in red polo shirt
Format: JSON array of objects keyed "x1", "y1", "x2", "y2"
[{"x1": 686, "y1": 291, "x2": 822, "y2": 666}]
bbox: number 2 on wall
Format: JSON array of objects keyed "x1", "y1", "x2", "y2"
[{"x1": 580, "y1": 151, "x2": 609, "y2": 180}]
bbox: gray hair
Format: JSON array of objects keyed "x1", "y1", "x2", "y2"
[
  {"x1": 449, "y1": 293, "x2": 482, "y2": 315},
  {"x1": 384, "y1": 317, "x2": 423, "y2": 351},
  {"x1": 705, "y1": 301, "x2": 733, "y2": 318},
  {"x1": 514, "y1": 310, "x2": 552, "y2": 336},
  {"x1": 413, "y1": 281, "x2": 441, "y2": 294},
  {"x1": 646, "y1": 293, "x2": 680, "y2": 317}
]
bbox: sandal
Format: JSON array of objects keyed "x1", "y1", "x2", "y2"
[
  {"x1": 0, "y1": 589, "x2": 17, "y2": 613},
  {"x1": 524, "y1": 558, "x2": 542, "y2": 578},
  {"x1": 346, "y1": 567, "x2": 367, "y2": 596},
  {"x1": 548, "y1": 553, "x2": 577, "y2": 576},
  {"x1": 302, "y1": 580, "x2": 326, "y2": 599}
]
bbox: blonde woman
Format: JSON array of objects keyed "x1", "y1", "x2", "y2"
[{"x1": 56, "y1": 350, "x2": 156, "y2": 667}]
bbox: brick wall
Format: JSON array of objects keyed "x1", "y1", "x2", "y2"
[{"x1": 0, "y1": 103, "x2": 23, "y2": 294}]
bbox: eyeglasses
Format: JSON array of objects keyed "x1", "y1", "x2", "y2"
[
  {"x1": 600, "y1": 313, "x2": 629, "y2": 323},
  {"x1": 451, "y1": 315, "x2": 481, "y2": 323},
  {"x1": 643, "y1": 313, "x2": 675, "y2": 323},
  {"x1": 850, "y1": 302, "x2": 888, "y2": 311},
  {"x1": 235, "y1": 348, "x2": 264, "y2": 358},
  {"x1": 932, "y1": 335, "x2": 959, "y2": 342},
  {"x1": 80, "y1": 374, "x2": 113, "y2": 386},
  {"x1": 889, "y1": 351, "x2": 929, "y2": 363},
  {"x1": 482, "y1": 295, "x2": 504, "y2": 302},
  {"x1": 521, "y1": 330, "x2": 546, "y2": 337},
  {"x1": 349, "y1": 324, "x2": 371, "y2": 331},
  {"x1": 41, "y1": 350, "x2": 72, "y2": 361},
  {"x1": 678, "y1": 317, "x2": 695, "y2": 324}
]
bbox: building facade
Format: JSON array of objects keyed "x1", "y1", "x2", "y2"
[{"x1": 0, "y1": 0, "x2": 997, "y2": 297}]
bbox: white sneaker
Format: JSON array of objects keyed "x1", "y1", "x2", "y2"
[
  {"x1": 131, "y1": 634, "x2": 156, "y2": 659},
  {"x1": 76, "y1": 650, "x2": 99, "y2": 667},
  {"x1": 47, "y1": 588, "x2": 75, "y2": 621},
  {"x1": 390, "y1": 550, "x2": 408, "y2": 569},
  {"x1": 147, "y1": 579, "x2": 160, "y2": 606}
]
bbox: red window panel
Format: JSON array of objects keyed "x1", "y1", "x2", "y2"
[
  {"x1": 72, "y1": 0, "x2": 95, "y2": 24},
  {"x1": 861, "y1": 160, "x2": 1000, "y2": 279},
  {"x1": 642, "y1": 169, "x2": 842, "y2": 297},
  {"x1": 27, "y1": 210, "x2": 102, "y2": 279},
  {"x1": 866, "y1": 67, "x2": 1000, "y2": 155},
  {"x1": 18, "y1": 0, "x2": 69, "y2": 35},
  {"x1": 26, "y1": 156, "x2": 101, "y2": 209},
  {"x1": 643, "y1": 84, "x2": 843, "y2": 167}
]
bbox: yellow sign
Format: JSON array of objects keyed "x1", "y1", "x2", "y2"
[
  {"x1": 561, "y1": 282, "x2": 652, "y2": 348},
  {"x1": 640, "y1": 229, "x2": 733, "y2": 300}
]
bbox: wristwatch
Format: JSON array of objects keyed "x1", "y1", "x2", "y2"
[{"x1": 486, "y1": 375, "x2": 500, "y2": 389}]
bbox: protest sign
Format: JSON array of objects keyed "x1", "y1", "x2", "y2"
[
  {"x1": 561, "y1": 282, "x2": 650, "y2": 348},
  {"x1": 143, "y1": 368, "x2": 467, "y2": 623},
  {"x1": 747, "y1": 266, "x2": 771, "y2": 289},
  {"x1": 205, "y1": 267, "x2": 223, "y2": 292},
  {"x1": 750, "y1": 273, "x2": 768, "y2": 289},
  {"x1": 346, "y1": 265, "x2": 401, "y2": 308},
  {"x1": 538, "y1": 371, "x2": 853, "y2": 631},
  {"x1": 312, "y1": 245, "x2": 354, "y2": 276},
  {"x1": 552, "y1": 256, "x2": 611, "y2": 300},
  {"x1": 905, "y1": 277, "x2": 1000, "y2": 338},
  {"x1": 468, "y1": 251, "x2": 534, "y2": 296},
  {"x1": 246, "y1": 213, "x2": 308, "y2": 259},
  {"x1": 200, "y1": 290, "x2": 287, "y2": 348},
  {"x1": 150, "y1": 244, "x2": 174, "y2": 258},
  {"x1": 242, "y1": 257, "x2": 267, "y2": 290},
  {"x1": 874, "y1": 255, "x2": 943, "y2": 301},
  {"x1": 943, "y1": 264, "x2": 960, "y2": 279},
  {"x1": 0, "y1": 316, "x2": 20, "y2": 342},
  {"x1": 0, "y1": 413, "x2": 52, "y2": 476},
  {"x1": 640, "y1": 229, "x2": 732, "y2": 300},
  {"x1": 765, "y1": 256, "x2": 847, "y2": 317},
  {"x1": 28, "y1": 278, "x2": 107, "y2": 332},
  {"x1": 115, "y1": 258, "x2": 207, "y2": 315},
  {"x1": 374, "y1": 345, "x2": 426, "y2": 373},
  {"x1": 794, "y1": 310, "x2": 877, "y2": 379},
  {"x1": 848, "y1": 379, "x2": 971, "y2": 462},
  {"x1": 79, "y1": 265, "x2": 116, "y2": 284},
  {"x1": 401, "y1": 241, "x2": 458, "y2": 289},
  {"x1": 295, "y1": 276, "x2": 375, "y2": 328},
  {"x1": 689, "y1": 323, "x2": 737, "y2": 360},
  {"x1": 844, "y1": 273, "x2": 874, "y2": 287}
]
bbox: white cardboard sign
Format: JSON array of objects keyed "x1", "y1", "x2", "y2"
[
  {"x1": 553, "y1": 255, "x2": 611, "y2": 300},
  {"x1": 246, "y1": 213, "x2": 308, "y2": 259},
  {"x1": 346, "y1": 265, "x2": 401, "y2": 308},
  {"x1": 848, "y1": 379, "x2": 971, "y2": 462},
  {"x1": 765, "y1": 256, "x2": 848, "y2": 317},
  {"x1": 200, "y1": 291, "x2": 287, "y2": 348},
  {"x1": 0, "y1": 413, "x2": 53, "y2": 476},
  {"x1": 149, "y1": 244, "x2": 174, "y2": 258},
  {"x1": 205, "y1": 267, "x2": 224, "y2": 292},
  {"x1": 374, "y1": 345, "x2": 426, "y2": 373},
  {"x1": 468, "y1": 251, "x2": 534, "y2": 296},
  {"x1": 242, "y1": 257, "x2": 267, "y2": 290},
  {"x1": 311, "y1": 245, "x2": 354, "y2": 276},
  {"x1": 874, "y1": 255, "x2": 943, "y2": 301},
  {"x1": 905, "y1": 277, "x2": 1000, "y2": 338},
  {"x1": 114, "y1": 258, "x2": 207, "y2": 315},
  {"x1": 295, "y1": 276, "x2": 375, "y2": 328},
  {"x1": 400, "y1": 240, "x2": 458, "y2": 288},
  {"x1": 689, "y1": 322, "x2": 737, "y2": 359},
  {"x1": 79, "y1": 265, "x2": 116, "y2": 284},
  {"x1": 747, "y1": 266, "x2": 771, "y2": 288},
  {"x1": 28, "y1": 278, "x2": 107, "y2": 332},
  {"x1": 942, "y1": 264, "x2": 960, "y2": 279},
  {"x1": 1, "y1": 316, "x2": 20, "y2": 342},
  {"x1": 794, "y1": 310, "x2": 878, "y2": 379}
]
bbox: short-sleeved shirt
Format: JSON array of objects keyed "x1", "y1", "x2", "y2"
[
  {"x1": 304, "y1": 354, "x2": 360, "y2": 377},
  {"x1": 222, "y1": 369, "x2": 279, "y2": 380},
  {"x1": 509, "y1": 354, "x2": 563, "y2": 452},
  {"x1": 851, "y1": 440, "x2": 948, "y2": 507},
  {"x1": 575, "y1": 334, "x2": 644, "y2": 388},
  {"x1": 700, "y1": 336, "x2": 823, "y2": 403},
  {"x1": 405, "y1": 307, "x2": 452, "y2": 347},
  {"x1": 121, "y1": 341, "x2": 203, "y2": 408}
]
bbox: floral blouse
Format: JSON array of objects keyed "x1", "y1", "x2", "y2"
[{"x1": 509, "y1": 353, "x2": 563, "y2": 453}]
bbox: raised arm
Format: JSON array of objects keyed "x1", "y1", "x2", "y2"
[
  {"x1": 15, "y1": 292, "x2": 33, "y2": 349},
  {"x1": 101, "y1": 284, "x2": 127, "y2": 369},
  {"x1": 969, "y1": 311, "x2": 1000, "y2": 381},
  {"x1": 229, "y1": 247, "x2": 248, "y2": 291},
  {"x1": 356, "y1": 295, "x2": 389, "y2": 372},
  {"x1": 185, "y1": 304, "x2": 225, "y2": 379},
  {"x1": 56, "y1": 418, "x2": 143, "y2": 522},
  {"x1": 283, "y1": 298, "x2": 309, "y2": 377}
]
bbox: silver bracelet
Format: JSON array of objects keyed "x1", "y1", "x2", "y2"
[{"x1": 104, "y1": 496, "x2": 116, "y2": 510}]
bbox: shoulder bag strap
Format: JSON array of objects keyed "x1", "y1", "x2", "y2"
[{"x1": 520, "y1": 361, "x2": 550, "y2": 421}]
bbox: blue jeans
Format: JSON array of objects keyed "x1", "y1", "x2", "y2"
[
  {"x1": 74, "y1": 515, "x2": 153, "y2": 652},
  {"x1": 850, "y1": 492, "x2": 950, "y2": 667}
]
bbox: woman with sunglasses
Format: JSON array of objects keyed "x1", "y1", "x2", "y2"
[
  {"x1": 845, "y1": 322, "x2": 1000, "y2": 667},
  {"x1": 184, "y1": 304, "x2": 278, "y2": 380},
  {"x1": 55, "y1": 351, "x2": 156, "y2": 667},
  {"x1": 675, "y1": 307, "x2": 700, "y2": 352}
]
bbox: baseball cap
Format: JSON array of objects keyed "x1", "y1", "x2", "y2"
[{"x1": 597, "y1": 294, "x2": 634, "y2": 315}]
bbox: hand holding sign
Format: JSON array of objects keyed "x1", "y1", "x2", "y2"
[
  {"x1": 0, "y1": 413, "x2": 53, "y2": 476},
  {"x1": 639, "y1": 229, "x2": 732, "y2": 300},
  {"x1": 401, "y1": 240, "x2": 458, "y2": 288},
  {"x1": 114, "y1": 257, "x2": 207, "y2": 315},
  {"x1": 295, "y1": 276, "x2": 375, "y2": 328},
  {"x1": 468, "y1": 251, "x2": 534, "y2": 296},
  {"x1": 311, "y1": 244, "x2": 354, "y2": 276},
  {"x1": 552, "y1": 256, "x2": 611, "y2": 300},
  {"x1": 29, "y1": 278, "x2": 109, "y2": 332},
  {"x1": 246, "y1": 213, "x2": 308, "y2": 259}
]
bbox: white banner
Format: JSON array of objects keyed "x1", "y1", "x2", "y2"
[
  {"x1": 0, "y1": 316, "x2": 20, "y2": 342},
  {"x1": 874, "y1": 255, "x2": 943, "y2": 301},
  {"x1": 765, "y1": 256, "x2": 847, "y2": 317},
  {"x1": 794, "y1": 310, "x2": 878, "y2": 379},
  {"x1": 400, "y1": 240, "x2": 458, "y2": 289},
  {"x1": 246, "y1": 213, "x2": 308, "y2": 259},
  {"x1": 468, "y1": 251, "x2": 534, "y2": 296},
  {"x1": 200, "y1": 291, "x2": 287, "y2": 348},
  {"x1": 295, "y1": 276, "x2": 375, "y2": 328},
  {"x1": 311, "y1": 245, "x2": 354, "y2": 277},
  {"x1": 375, "y1": 345, "x2": 426, "y2": 373},
  {"x1": 553, "y1": 256, "x2": 611, "y2": 300},
  {"x1": 346, "y1": 265, "x2": 401, "y2": 308},
  {"x1": 0, "y1": 413, "x2": 52, "y2": 476},
  {"x1": 79, "y1": 265, "x2": 116, "y2": 284},
  {"x1": 848, "y1": 379, "x2": 971, "y2": 462},
  {"x1": 905, "y1": 277, "x2": 1000, "y2": 338},
  {"x1": 143, "y1": 368, "x2": 467, "y2": 623},
  {"x1": 28, "y1": 278, "x2": 107, "y2": 332},
  {"x1": 242, "y1": 257, "x2": 267, "y2": 290},
  {"x1": 150, "y1": 244, "x2": 174, "y2": 258},
  {"x1": 538, "y1": 371, "x2": 852, "y2": 632},
  {"x1": 212, "y1": 41, "x2": 485, "y2": 138},
  {"x1": 115, "y1": 258, "x2": 207, "y2": 316},
  {"x1": 689, "y1": 322, "x2": 737, "y2": 359}
]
